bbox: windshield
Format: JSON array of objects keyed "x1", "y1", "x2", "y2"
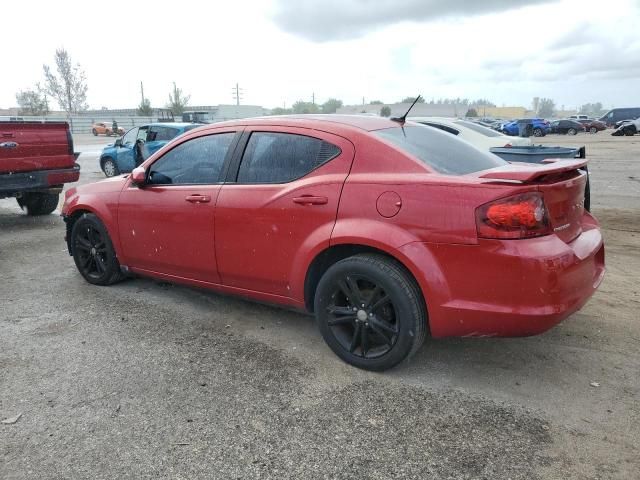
[
  {"x1": 454, "y1": 120, "x2": 502, "y2": 137},
  {"x1": 374, "y1": 126, "x2": 506, "y2": 175}
]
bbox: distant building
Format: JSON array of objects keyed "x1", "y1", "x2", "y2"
[
  {"x1": 337, "y1": 102, "x2": 469, "y2": 118},
  {"x1": 472, "y1": 106, "x2": 527, "y2": 119}
]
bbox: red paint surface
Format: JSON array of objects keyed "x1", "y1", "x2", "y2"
[{"x1": 62, "y1": 116, "x2": 604, "y2": 338}]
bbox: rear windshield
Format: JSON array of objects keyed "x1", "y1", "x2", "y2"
[
  {"x1": 374, "y1": 125, "x2": 506, "y2": 175},
  {"x1": 454, "y1": 120, "x2": 502, "y2": 137}
]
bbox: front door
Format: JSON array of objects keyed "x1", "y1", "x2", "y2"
[
  {"x1": 117, "y1": 130, "x2": 239, "y2": 283},
  {"x1": 215, "y1": 127, "x2": 354, "y2": 296}
]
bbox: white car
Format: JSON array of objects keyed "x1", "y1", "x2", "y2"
[{"x1": 409, "y1": 117, "x2": 532, "y2": 150}]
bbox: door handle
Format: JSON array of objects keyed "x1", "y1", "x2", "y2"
[
  {"x1": 185, "y1": 194, "x2": 211, "y2": 203},
  {"x1": 292, "y1": 195, "x2": 328, "y2": 205},
  {"x1": 0, "y1": 141, "x2": 18, "y2": 149}
]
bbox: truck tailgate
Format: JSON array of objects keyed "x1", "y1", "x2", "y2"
[{"x1": 0, "y1": 122, "x2": 75, "y2": 174}]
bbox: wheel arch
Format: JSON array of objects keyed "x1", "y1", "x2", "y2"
[{"x1": 64, "y1": 203, "x2": 121, "y2": 259}]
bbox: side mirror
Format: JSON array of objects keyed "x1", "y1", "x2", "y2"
[
  {"x1": 114, "y1": 138, "x2": 123, "y2": 147},
  {"x1": 130, "y1": 167, "x2": 146, "y2": 186}
]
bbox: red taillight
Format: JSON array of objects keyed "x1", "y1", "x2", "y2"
[{"x1": 476, "y1": 192, "x2": 551, "y2": 239}]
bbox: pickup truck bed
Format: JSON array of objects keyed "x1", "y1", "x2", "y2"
[{"x1": 0, "y1": 121, "x2": 80, "y2": 215}]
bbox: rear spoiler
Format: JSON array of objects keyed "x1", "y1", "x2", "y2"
[{"x1": 478, "y1": 158, "x2": 589, "y2": 182}]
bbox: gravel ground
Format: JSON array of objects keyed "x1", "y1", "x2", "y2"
[{"x1": 1, "y1": 132, "x2": 639, "y2": 479}]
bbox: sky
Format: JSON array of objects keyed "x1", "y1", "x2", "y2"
[{"x1": 2, "y1": 0, "x2": 639, "y2": 111}]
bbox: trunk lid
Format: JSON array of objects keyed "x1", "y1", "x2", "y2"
[
  {"x1": 0, "y1": 122, "x2": 75, "y2": 174},
  {"x1": 478, "y1": 159, "x2": 587, "y2": 243}
]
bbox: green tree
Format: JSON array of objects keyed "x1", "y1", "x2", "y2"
[
  {"x1": 166, "y1": 81, "x2": 190, "y2": 115},
  {"x1": 42, "y1": 48, "x2": 88, "y2": 115},
  {"x1": 292, "y1": 101, "x2": 319, "y2": 114},
  {"x1": 465, "y1": 108, "x2": 478, "y2": 117},
  {"x1": 321, "y1": 98, "x2": 343, "y2": 114},
  {"x1": 270, "y1": 107, "x2": 292, "y2": 115},
  {"x1": 380, "y1": 106, "x2": 391, "y2": 117},
  {"x1": 16, "y1": 88, "x2": 49, "y2": 115},
  {"x1": 471, "y1": 98, "x2": 496, "y2": 108},
  {"x1": 137, "y1": 98, "x2": 153, "y2": 116},
  {"x1": 400, "y1": 96, "x2": 425, "y2": 103},
  {"x1": 538, "y1": 98, "x2": 555, "y2": 118},
  {"x1": 579, "y1": 102, "x2": 604, "y2": 116},
  {"x1": 369, "y1": 100, "x2": 383, "y2": 105}
]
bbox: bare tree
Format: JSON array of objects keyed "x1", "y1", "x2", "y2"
[
  {"x1": 16, "y1": 87, "x2": 50, "y2": 115},
  {"x1": 42, "y1": 49, "x2": 88, "y2": 115},
  {"x1": 538, "y1": 98, "x2": 555, "y2": 118},
  {"x1": 166, "y1": 82, "x2": 190, "y2": 115}
]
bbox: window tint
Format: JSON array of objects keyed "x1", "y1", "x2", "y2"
[
  {"x1": 373, "y1": 126, "x2": 506, "y2": 175},
  {"x1": 454, "y1": 120, "x2": 502, "y2": 137},
  {"x1": 237, "y1": 132, "x2": 341, "y2": 184},
  {"x1": 148, "y1": 133, "x2": 235, "y2": 185},
  {"x1": 148, "y1": 126, "x2": 179, "y2": 142}
]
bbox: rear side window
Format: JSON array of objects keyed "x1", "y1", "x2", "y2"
[
  {"x1": 237, "y1": 132, "x2": 341, "y2": 183},
  {"x1": 148, "y1": 133, "x2": 235, "y2": 185},
  {"x1": 373, "y1": 126, "x2": 506, "y2": 175}
]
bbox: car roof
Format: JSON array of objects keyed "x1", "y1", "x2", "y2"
[{"x1": 200, "y1": 114, "x2": 403, "y2": 132}]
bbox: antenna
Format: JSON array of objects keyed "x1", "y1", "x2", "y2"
[{"x1": 391, "y1": 95, "x2": 422, "y2": 123}]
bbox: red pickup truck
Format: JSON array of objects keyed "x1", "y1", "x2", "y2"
[{"x1": 0, "y1": 121, "x2": 80, "y2": 215}]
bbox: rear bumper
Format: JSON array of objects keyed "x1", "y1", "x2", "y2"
[
  {"x1": 0, "y1": 163, "x2": 80, "y2": 197},
  {"x1": 400, "y1": 216, "x2": 605, "y2": 338}
]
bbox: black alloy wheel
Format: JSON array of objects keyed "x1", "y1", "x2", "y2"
[
  {"x1": 71, "y1": 213, "x2": 124, "y2": 285},
  {"x1": 315, "y1": 254, "x2": 426, "y2": 371}
]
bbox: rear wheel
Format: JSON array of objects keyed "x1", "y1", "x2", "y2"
[
  {"x1": 568, "y1": 128, "x2": 577, "y2": 135},
  {"x1": 17, "y1": 192, "x2": 59, "y2": 215},
  {"x1": 533, "y1": 127, "x2": 543, "y2": 137},
  {"x1": 624, "y1": 127, "x2": 635, "y2": 136},
  {"x1": 589, "y1": 126, "x2": 597, "y2": 134},
  {"x1": 314, "y1": 254, "x2": 426, "y2": 371},
  {"x1": 92, "y1": 128, "x2": 98, "y2": 136},
  {"x1": 71, "y1": 213, "x2": 124, "y2": 285},
  {"x1": 102, "y1": 157, "x2": 119, "y2": 177}
]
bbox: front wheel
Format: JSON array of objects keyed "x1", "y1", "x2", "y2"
[
  {"x1": 71, "y1": 213, "x2": 125, "y2": 285},
  {"x1": 568, "y1": 128, "x2": 577, "y2": 135},
  {"x1": 17, "y1": 192, "x2": 59, "y2": 215},
  {"x1": 590, "y1": 127, "x2": 597, "y2": 134},
  {"x1": 102, "y1": 158, "x2": 119, "y2": 177},
  {"x1": 624, "y1": 128, "x2": 635, "y2": 136},
  {"x1": 533, "y1": 128, "x2": 543, "y2": 137},
  {"x1": 92, "y1": 128, "x2": 98, "y2": 136},
  {"x1": 314, "y1": 254, "x2": 427, "y2": 371}
]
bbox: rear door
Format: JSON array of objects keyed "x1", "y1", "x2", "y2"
[
  {"x1": 215, "y1": 127, "x2": 354, "y2": 296},
  {"x1": 117, "y1": 129, "x2": 240, "y2": 283}
]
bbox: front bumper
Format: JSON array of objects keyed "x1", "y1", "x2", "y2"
[
  {"x1": 400, "y1": 218, "x2": 605, "y2": 338},
  {"x1": 0, "y1": 163, "x2": 80, "y2": 197}
]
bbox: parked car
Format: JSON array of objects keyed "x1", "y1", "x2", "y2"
[
  {"x1": 548, "y1": 119, "x2": 585, "y2": 135},
  {"x1": 576, "y1": 119, "x2": 606, "y2": 133},
  {"x1": 502, "y1": 118, "x2": 550, "y2": 137},
  {"x1": 409, "y1": 117, "x2": 532, "y2": 150},
  {"x1": 99, "y1": 123, "x2": 200, "y2": 177},
  {"x1": 62, "y1": 115, "x2": 604, "y2": 371},
  {"x1": 569, "y1": 115, "x2": 590, "y2": 121},
  {"x1": 0, "y1": 120, "x2": 79, "y2": 215},
  {"x1": 599, "y1": 107, "x2": 640, "y2": 127},
  {"x1": 91, "y1": 122, "x2": 125, "y2": 137},
  {"x1": 611, "y1": 118, "x2": 640, "y2": 136}
]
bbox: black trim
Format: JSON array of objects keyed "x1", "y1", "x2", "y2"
[{"x1": 0, "y1": 163, "x2": 80, "y2": 197}]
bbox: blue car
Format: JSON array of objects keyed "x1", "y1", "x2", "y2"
[
  {"x1": 501, "y1": 118, "x2": 550, "y2": 137},
  {"x1": 99, "y1": 123, "x2": 201, "y2": 177}
]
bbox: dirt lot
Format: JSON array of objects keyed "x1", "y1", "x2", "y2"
[{"x1": 1, "y1": 132, "x2": 639, "y2": 479}]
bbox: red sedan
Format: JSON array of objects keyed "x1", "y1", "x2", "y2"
[{"x1": 62, "y1": 115, "x2": 605, "y2": 371}]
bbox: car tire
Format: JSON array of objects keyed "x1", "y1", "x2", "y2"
[
  {"x1": 92, "y1": 128, "x2": 98, "y2": 136},
  {"x1": 533, "y1": 128, "x2": 543, "y2": 137},
  {"x1": 314, "y1": 253, "x2": 427, "y2": 371},
  {"x1": 590, "y1": 127, "x2": 597, "y2": 134},
  {"x1": 102, "y1": 157, "x2": 119, "y2": 177},
  {"x1": 16, "y1": 192, "x2": 59, "y2": 215},
  {"x1": 71, "y1": 213, "x2": 125, "y2": 286},
  {"x1": 624, "y1": 128, "x2": 635, "y2": 136},
  {"x1": 568, "y1": 128, "x2": 577, "y2": 135}
]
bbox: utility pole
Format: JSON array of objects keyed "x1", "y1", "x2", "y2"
[
  {"x1": 232, "y1": 83, "x2": 244, "y2": 106},
  {"x1": 140, "y1": 81, "x2": 145, "y2": 104},
  {"x1": 312, "y1": 92, "x2": 315, "y2": 105}
]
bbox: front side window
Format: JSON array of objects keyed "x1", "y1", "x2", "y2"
[
  {"x1": 237, "y1": 132, "x2": 341, "y2": 184},
  {"x1": 148, "y1": 133, "x2": 235, "y2": 185},
  {"x1": 122, "y1": 127, "x2": 139, "y2": 146},
  {"x1": 373, "y1": 126, "x2": 506, "y2": 175}
]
